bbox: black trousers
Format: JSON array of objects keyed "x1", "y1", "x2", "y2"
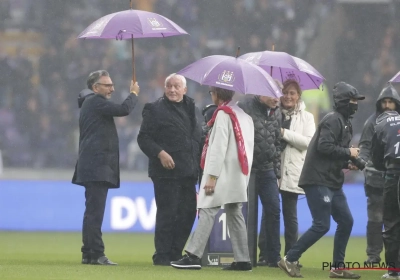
[
  {"x1": 382, "y1": 174, "x2": 400, "y2": 271},
  {"x1": 81, "y1": 182, "x2": 109, "y2": 259},
  {"x1": 364, "y1": 184, "x2": 383, "y2": 260},
  {"x1": 151, "y1": 177, "x2": 197, "y2": 264},
  {"x1": 259, "y1": 190, "x2": 299, "y2": 259},
  {"x1": 281, "y1": 190, "x2": 299, "y2": 255}
]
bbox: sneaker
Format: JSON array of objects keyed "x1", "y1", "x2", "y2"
[
  {"x1": 258, "y1": 257, "x2": 282, "y2": 268},
  {"x1": 382, "y1": 272, "x2": 400, "y2": 279},
  {"x1": 277, "y1": 256, "x2": 303, "y2": 278},
  {"x1": 329, "y1": 269, "x2": 360, "y2": 279},
  {"x1": 257, "y1": 259, "x2": 268, "y2": 266},
  {"x1": 222, "y1": 262, "x2": 252, "y2": 271},
  {"x1": 91, "y1": 256, "x2": 117, "y2": 265},
  {"x1": 170, "y1": 254, "x2": 201, "y2": 270}
]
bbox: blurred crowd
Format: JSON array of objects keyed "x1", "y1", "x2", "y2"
[{"x1": 0, "y1": 0, "x2": 398, "y2": 172}]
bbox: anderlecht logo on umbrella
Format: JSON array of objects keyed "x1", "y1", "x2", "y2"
[
  {"x1": 148, "y1": 18, "x2": 162, "y2": 28},
  {"x1": 218, "y1": 70, "x2": 235, "y2": 84}
]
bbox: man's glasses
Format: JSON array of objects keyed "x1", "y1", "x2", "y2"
[{"x1": 96, "y1": 83, "x2": 114, "y2": 89}]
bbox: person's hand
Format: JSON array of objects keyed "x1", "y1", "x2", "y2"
[
  {"x1": 349, "y1": 147, "x2": 359, "y2": 158},
  {"x1": 204, "y1": 175, "x2": 217, "y2": 196},
  {"x1": 130, "y1": 81, "x2": 140, "y2": 96},
  {"x1": 348, "y1": 162, "x2": 359, "y2": 170},
  {"x1": 158, "y1": 150, "x2": 175, "y2": 169}
]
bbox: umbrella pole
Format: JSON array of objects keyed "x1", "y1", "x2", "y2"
[
  {"x1": 131, "y1": 35, "x2": 136, "y2": 83},
  {"x1": 130, "y1": 0, "x2": 133, "y2": 9},
  {"x1": 235, "y1": 46, "x2": 240, "y2": 58}
]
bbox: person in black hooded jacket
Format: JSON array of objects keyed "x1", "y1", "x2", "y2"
[
  {"x1": 278, "y1": 82, "x2": 364, "y2": 279},
  {"x1": 358, "y1": 84, "x2": 400, "y2": 264},
  {"x1": 371, "y1": 109, "x2": 400, "y2": 279}
]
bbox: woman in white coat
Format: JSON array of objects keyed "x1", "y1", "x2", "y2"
[
  {"x1": 279, "y1": 80, "x2": 316, "y2": 256},
  {"x1": 171, "y1": 87, "x2": 254, "y2": 271}
]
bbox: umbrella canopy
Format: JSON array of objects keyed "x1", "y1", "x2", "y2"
[
  {"x1": 177, "y1": 55, "x2": 282, "y2": 98},
  {"x1": 78, "y1": 3, "x2": 188, "y2": 82},
  {"x1": 389, "y1": 71, "x2": 400, "y2": 83},
  {"x1": 78, "y1": 9, "x2": 188, "y2": 39},
  {"x1": 239, "y1": 51, "x2": 325, "y2": 90}
]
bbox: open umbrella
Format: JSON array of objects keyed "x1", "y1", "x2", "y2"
[
  {"x1": 177, "y1": 52, "x2": 282, "y2": 98},
  {"x1": 239, "y1": 50, "x2": 325, "y2": 90},
  {"x1": 389, "y1": 71, "x2": 400, "y2": 83},
  {"x1": 78, "y1": 0, "x2": 188, "y2": 82}
]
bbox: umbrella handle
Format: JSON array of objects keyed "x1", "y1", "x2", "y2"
[
  {"x1": 235, "y1": 46, "x2": 240, "y2": 58},
  {"x1": 130, "y1": 0, "x2": 133, "y2": 9},
  {"x1": 131, "y1": 35, "x2": 136, "y2": 83}
]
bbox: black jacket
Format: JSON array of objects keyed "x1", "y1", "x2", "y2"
[
  {"x1": 359, "y1": 85, "x2": 400, "y2": 186},
  {"x1": 72, "y1": 93, "x2": 138, "y2": 188},
  {"x1": 137, "y1": 95, "x2": 202, "y2": 179},
  {"x1": 298, "y1": 111, "x2": 352, "y2": 189},
  {"x1": 238, "y1": 96, "x2": 281, "y2": 178},
  {"x1": 372, "y1": 111, "x2": 400, "y2": 174}
]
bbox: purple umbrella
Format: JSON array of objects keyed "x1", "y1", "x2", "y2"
[
  {"x1": 78, "y1": 0, "x2": 188, "y2": 82},
  {"x1": 239, "y1": 51, "x2": 325, "y2": 90},
  {"x1": 389, "y1": 71, "x2": 400, "y2": 83},
  {"x1": 177, "y1": 54, "x2": 282, "y2": 98}
]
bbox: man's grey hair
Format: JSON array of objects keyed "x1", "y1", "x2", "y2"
[
  {"x1": 87, "y1": 70, "x2": 110, "y2": 90},
  {"x1": 164, "y1": 73, "x2": 187, "y2": 88}
]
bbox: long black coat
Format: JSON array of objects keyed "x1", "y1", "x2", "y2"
[
  {"x1": 72, "y1": 93, "x2": 138, "y2": 188},
  {"x1": 137, "y1": 95, "x2": 202, "y2": 179},
  {"x1": 298, "y1": 111, "x2": 352, "y2": 190}
]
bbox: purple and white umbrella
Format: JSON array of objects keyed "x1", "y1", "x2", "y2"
[
  {"x1": 389, "y1": 71, "x2": 400, "y2": 83},
  {"x1": 78, "y1": 1, "x2": 188, "y2": 82},
  {"x1": 239, "y1": 51, "x2": 325, "y2": 90},
  {"x1": 177, "y1": 55, "x2": 282, "y2": 98}
]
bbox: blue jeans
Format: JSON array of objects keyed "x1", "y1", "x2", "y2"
[
  {"x1": 286, "y1": 185, "x2": 353, "y2": 266},
  {"x1": 256, "y1": 169, "x2": 281, "y2": 263}
]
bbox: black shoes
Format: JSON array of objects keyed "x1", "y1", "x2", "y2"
[
  {"x1": 222, "y1": 262, "x2": 252, "y2": 271},
  {"x1": 153, "y1": 259, "x2": 171, "y2": 266},
  {"x1": 258, "y1": 257, "x2": 286, "y2": 268},
  {"x1": 82, "y1": 257, "x2": 91, "y2": 264},
  {"x1": 91, "y1": 256, "x2": 117, "y2": 265},
  {"x1": 170, "y1": 254, "x2": 201, "y2": 270}
]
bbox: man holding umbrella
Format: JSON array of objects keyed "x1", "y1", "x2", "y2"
[
  {"x1": 72, "y1": 70, "x2": 139, "y2": 265},
  {"x1": 237, "y1": 90, "x2": 282, "y2": 267}
]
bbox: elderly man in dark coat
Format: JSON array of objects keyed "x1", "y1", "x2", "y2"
[
  {"x1": 137, "y1": 73, "x2": 202, "y2": 266},
  {"x1": 72, "y1": 70, "x2": 139, "y2": 265}
]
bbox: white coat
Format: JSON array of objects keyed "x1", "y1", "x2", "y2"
[
  {"x1": 279, "y1": 101, "x2": 316, "y2": 194},
  {"x1": 197, "y1": 104, "x2": 254, "y2": 209}
]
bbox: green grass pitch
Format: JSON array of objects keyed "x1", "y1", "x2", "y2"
[{"x1": 0, "y1": 232, "x2": 385, "y2": 279}]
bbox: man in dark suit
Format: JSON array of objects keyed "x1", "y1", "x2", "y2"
[
  {"x1": 137, "y1": 73, "x2": 202, "y2": 265},
  {"x1": 72, "y1": 70, "x2": 139, "y2": 265}
]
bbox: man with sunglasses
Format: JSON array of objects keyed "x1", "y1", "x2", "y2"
[{"x1": 72, "y1": 70, "x2": 139, "y2": 265}]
